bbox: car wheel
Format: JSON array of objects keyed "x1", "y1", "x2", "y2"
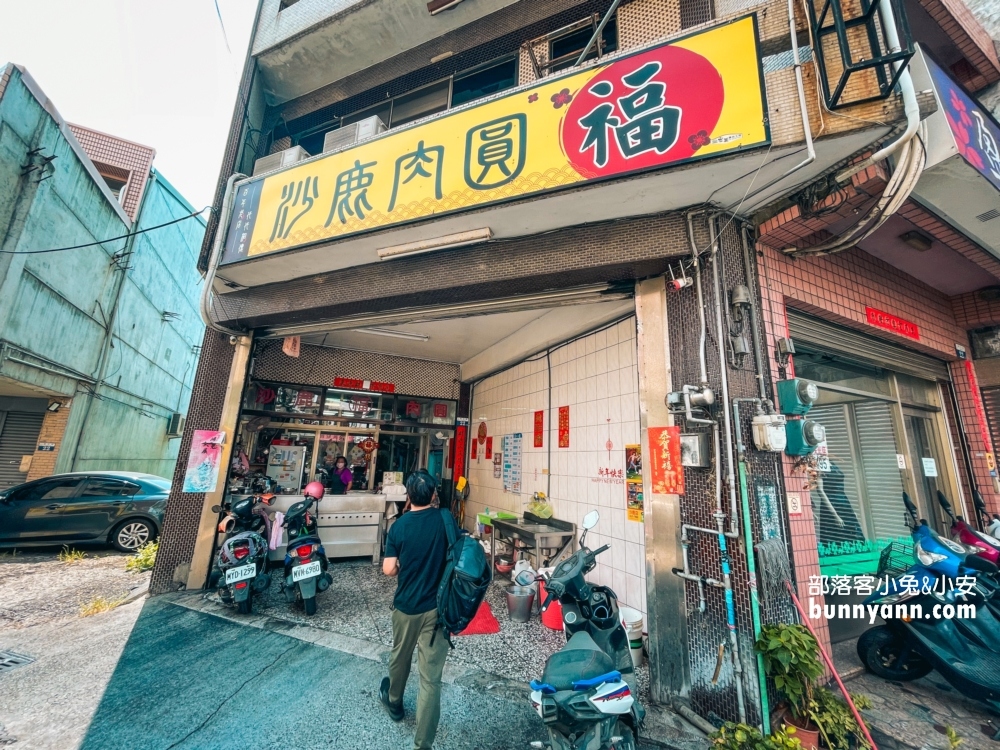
[{"x1": 112, "y1": 519, "x2": 154, "y2": 552}]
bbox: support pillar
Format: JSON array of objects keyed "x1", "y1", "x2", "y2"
[{"x1": 635, "y1": 277, "x2": 690, "y2": 699}]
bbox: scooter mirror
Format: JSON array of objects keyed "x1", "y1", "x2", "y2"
[
  {"x1": 974, "y1": 490, "x2": 988, "y2": 514},
  {"x1": 514, "y1": 570, "x2": 536, "y2": 586},
  {"x1": 582, "y1": 510, "x2": 600, "y2": 530},
  {"x1": 902, "y1": 492, "x2": 919, "y2": 521},
  {"x1": 936, "y1": 490, "x2": 955, "y2": 517},
  {"x1": 211, "y1": 505, "x2": 222, "y2": 514}
]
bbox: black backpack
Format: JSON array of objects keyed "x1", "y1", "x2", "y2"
[{"x1": 435, "y1": 509, "x2": 492, "y2": 645}]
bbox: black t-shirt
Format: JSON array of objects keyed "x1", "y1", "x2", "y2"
[{"x1": 385, "y1": 508, "x2": 455, "y2": 616}]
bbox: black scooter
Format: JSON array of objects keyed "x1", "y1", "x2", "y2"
[
  {"x1": 522, "y1": 510, "x2": 645, "y2": 750},
  {"x1": 858, "y1": 493, "x2": 1000, "y2": 737},
  {"x1": 280, "y1": 493, "x2": 332, "y2": 616},
  {"x1": 212, "y1": 493, "x2": 275, "y2": 614}
]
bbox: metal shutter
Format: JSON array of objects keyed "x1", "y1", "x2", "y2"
[
  {"x1": 810, "y1": 403, "x2": 867, "y2": 544},
  {"x1": 983, "y1": 387, "x2": 1000, "y2": 454},
  {"x1": 853, "y1": 401, "x2": 908, "y2": 540},
  {"x1": 787, "y1": 311, "x2": 948, "y2": 382},
  {"x1": 0, "y1": 412, "x2": 44, "y2": 489}
]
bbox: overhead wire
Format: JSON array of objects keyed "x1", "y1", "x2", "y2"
[{"x1": 0, "y1": 207, "x2": 211, "y2": 255}]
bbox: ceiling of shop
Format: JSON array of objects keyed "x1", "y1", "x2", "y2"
[
  {"x1": 857, "y1": 214, "x2": 999, "y2": 295},
  {"x1": 295, "y1": 297, "x2": 635, "y2": 379},
  {"x1": 0, "y1": 377, "x2": 51, "y2": 400}
]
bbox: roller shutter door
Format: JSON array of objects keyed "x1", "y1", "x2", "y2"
[{"x1": 0, "y1": 412, "x2": 44, "y2": 489}]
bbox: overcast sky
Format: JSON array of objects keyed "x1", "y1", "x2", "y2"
[{"x1": 0, "y1": 0, "x2": 257, "y2": 210}]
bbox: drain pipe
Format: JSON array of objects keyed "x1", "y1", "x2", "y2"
[
  {"x1": 687, "y1": 212, "x2": 709, "y2": 386},
  {"x1": 575, "y1": 0, "x2": 623, "y2": 66},
  {"x1": 740, "y1": 226, "x2": 769, "y2": 405},
  {"x1": 710, "y1": 216, "x2": 740, "y2": 538},
  {"x1": 835, "y1": 0, "x2": 918, "y2": 183},
  {"x1": 200, "y1": 173, "x2": 247, "y2": 337},
  {"x1": 727, "y1": 0, "x2": 815, "y2": 209},
  {"x1": 733, "y1": 397, "x2": 771, "y2": 734}
]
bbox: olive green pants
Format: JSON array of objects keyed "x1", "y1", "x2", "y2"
[{"x1": 388, "y1": 608, "x2": 450, "y2": 750}]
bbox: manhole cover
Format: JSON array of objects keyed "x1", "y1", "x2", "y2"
[{"x1": 0, "y1": 651, "x2": 34, "y2": 672}]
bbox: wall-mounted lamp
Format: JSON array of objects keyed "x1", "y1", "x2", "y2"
[
  {"x1": 47, "y1": 402, "x2": 61, "y2": 412},
  {"x1": 900, "y1": 230, "x2": 933, "y2": 252}
]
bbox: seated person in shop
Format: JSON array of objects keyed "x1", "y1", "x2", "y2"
[{"x1": 379, "y1": 470, "x2": 456, "y2": 750}]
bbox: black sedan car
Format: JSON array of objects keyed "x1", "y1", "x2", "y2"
[{"x1": 0, "y1": 471, "x2": 169, "y2": 552}]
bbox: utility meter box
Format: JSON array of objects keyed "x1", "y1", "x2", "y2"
[
  {"x1": 680, "y1": 433, "x2": 712, "y2": 467},
  {"x1": 752, "y1": 413, "x2": 787, "y2": 452},
  {"x1": 785, "y1": 419, "x2": 826, "y2": 456},
  {"x1": 776, "y1": 378, "x2": 819, "y2": 415}
]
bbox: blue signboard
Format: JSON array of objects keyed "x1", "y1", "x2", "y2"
[{"x1": 926, "y1": 54, "x2": 1000, "y2": 192}]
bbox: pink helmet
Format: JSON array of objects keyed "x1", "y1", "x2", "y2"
[{"x1": 303, "y1": 481, "x2": 325, "y2": 500}]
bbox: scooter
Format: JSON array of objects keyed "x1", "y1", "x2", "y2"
[
  {"x1": 212, "y1": 492, "x2": 276, "y2": 614},
  {"x1": 937, "y1": 489, "x2": 1000, "y2": 565},
  {"x1": 521, "y1": 510, "x2": 645, "y2": 750},
  {"x1": 857, "y1": 494, "x2": 1000, "y2": 736},
  {"x1": 280, "y1": 481, "x2": 332, "y2": 616}
]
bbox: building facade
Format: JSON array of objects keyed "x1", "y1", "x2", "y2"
[
  {"x1": 0, "y1": 64, "x2": 206, "y2": 485},
  {"x1": 153, "y1": 0, "x2": 1000, "y2": 727}
]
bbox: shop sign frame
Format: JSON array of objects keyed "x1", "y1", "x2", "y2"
[{"x1": 220, "y1": 15, "x2": 770, "y2": 266}]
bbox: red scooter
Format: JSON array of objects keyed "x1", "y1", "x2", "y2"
[{"x1": 937, "y1": 490, "x2": 1000, "y2": 565}]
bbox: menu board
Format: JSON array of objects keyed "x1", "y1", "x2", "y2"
[{"x1": 502, "y1": 433, "x2": 523, "y2": 494}]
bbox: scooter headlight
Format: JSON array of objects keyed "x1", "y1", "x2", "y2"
[{"x1": 915, "y1": 540, "x2": 948, "y2": 567}]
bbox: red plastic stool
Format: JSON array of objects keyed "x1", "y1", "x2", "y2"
[{"x1": 538, "y1": 579, "x2": 563, "y2": 631}]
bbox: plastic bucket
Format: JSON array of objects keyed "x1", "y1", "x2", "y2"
[
  {"x1": 505, "y1": 585, "x2": 535, "y2": 623},
  {"x1": 619, "y1": 606, "x2": 645, "y2": 668},
  {"x1": 538, "y1": 579, "x2": 564, "y2": 630}
]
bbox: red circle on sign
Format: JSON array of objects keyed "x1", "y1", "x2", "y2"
[
  {"x1": 561, "y1": 46, "x2": 725, "y2": 179},
  {"x1": 361, "y1": 438, "x2": 376, "y2": 453},
  {"x1": 478, "y1": 422, "x2": 488, "y2": 444}
]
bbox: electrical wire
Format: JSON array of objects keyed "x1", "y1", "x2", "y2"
[{"x1": 0, "y1": 207, "x2": 211, "y2": 255}]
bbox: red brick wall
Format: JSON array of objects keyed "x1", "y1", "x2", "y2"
[
  {"x1": 25, "y1": 398, "x2": 72, "y2": 482},
  {"x1": 756, "y1": 240, "x2": 1000, "y2": 647}
]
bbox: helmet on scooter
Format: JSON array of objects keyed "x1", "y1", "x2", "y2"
[{"x1": 303, "y1": 481, "x2": 325, "y2": 500}]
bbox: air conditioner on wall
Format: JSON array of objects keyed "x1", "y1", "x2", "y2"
[
  {"x1": 252, "y1": 145, "x2": 310, "y2": 177},
  {"x1": 166, "y1": 413, "x2": 185, "y2": 438},
  {"x1": 323, "y1": 116, "x2": 387, "y2": 155}
]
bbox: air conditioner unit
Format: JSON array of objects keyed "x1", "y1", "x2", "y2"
[
  {"x1": 166, "y1": 413, "x2": 186, "y2": 438},
  {"x1": 323, "y1": 115, "x2": 387, "y2": 154},
  {"x1": 252, "y1": 145, "x2": 310, "y2": 177}
]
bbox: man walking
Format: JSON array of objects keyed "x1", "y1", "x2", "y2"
[{"x1": 380, "y1": 470, "x2": 455, "y2": 749}]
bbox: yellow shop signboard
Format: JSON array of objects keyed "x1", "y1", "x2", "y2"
[{"x1": 220, "y1": 16, "x2": 769, "y2": 265}]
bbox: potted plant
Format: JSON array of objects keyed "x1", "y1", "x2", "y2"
[
  {"x1": 709, "y1": 722, "x2": 802, "y2": 749},
  {"x1": 756, "y1": 623, "x2": 824, "y2": 750},
  {"x1": 810, "y1": 687, "x2": 873, "y2": 749}
]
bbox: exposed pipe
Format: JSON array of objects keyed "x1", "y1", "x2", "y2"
[
  {"x1": 726, "y1": 0, "x2": 815, "y2": 210},
  {"x1": 711, "y1": 216, "x2": 740, "y2": 540},
  {"x1": 733, "y1": 397, "x2": 771, "y2": 734},
  {"x1": 835, "y1": 0, "x2": 919, "y2": 184},
  {"x1": 687, "y1": 212, "x2": 709, "y2": 385},
  {"x1": 575, "y1": 0, "x2": 624, "y2": 67},
  {"x1": 200, "y1": 172, "x2": 247, "y2": 338},
  {"x1": 739, "y1": 226, "x2": 769, "y2": 404}
]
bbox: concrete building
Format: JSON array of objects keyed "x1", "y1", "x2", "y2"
[
  {"x1": 153, "y1": 0, "x2": 1000, "y2": 728},
  {"x1": 0, "y1": 64, "x2": 206, "y2": 485}
]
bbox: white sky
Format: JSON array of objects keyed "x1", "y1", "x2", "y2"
[{"x1": 0, "y1": 0, "x2": 258, "y2": 210}]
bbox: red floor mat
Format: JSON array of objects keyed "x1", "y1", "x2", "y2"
[{"x1": 455, "y1": 601, "x2": 500, "y2": 636}]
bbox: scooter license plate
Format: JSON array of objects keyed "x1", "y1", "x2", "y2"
[
  {"x1": 225, "y1": 563, "x2": 256, "y2": 585},
  {"x1": 292, "y1": 560, "x2": 321, "y2": 582}
]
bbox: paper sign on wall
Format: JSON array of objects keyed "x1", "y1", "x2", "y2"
[
  {"x1": 558, "y1": 406, "x2": 570, "y2": 448},
  {"x1": 502, "y1": 433, "x2": 523, "y2": 493},
  {"x1": 493, "y1": 453, "x2": 502, "y2": 478},
  {"x1": 896, "y1": 454, "x2": 906, "y2": 470},
  {"x1": 485, "y1": 436, "x2": 493, "y2": 459},
  {"x1": 625, "y1": 444, "x2": 644, "y2": 522},
  {"x1": 183, "y1": 430, "x2": 226, "y2": 493},
  {"x1": 534, "y1": 410, "x2": 544, "y2": 448},
  {"x1": 648, "y1": 426, "x2": 684, "y2": 495},
  {"x1": 922, "y1": 457, "x2": 938, "y2": 477},
  {"x1": 787, "y1": 492, "x2": 802, "y2": 516}
]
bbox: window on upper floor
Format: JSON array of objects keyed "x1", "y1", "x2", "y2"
[
  {"x1": 279, "y1": 0, "x2": 300, "y2": 10},
  {"x1": 451, "y1": 56, "x2": 518, "y2": 107},
  {"x1": 548, "y1": 15, "x2": 619, "y2": 73},
  {"x1": 102, "y1": 175, "x2": 127, "y2": 201},
  {"x1": 388, "y1": 78, "x2": 451, "y2": 127}
]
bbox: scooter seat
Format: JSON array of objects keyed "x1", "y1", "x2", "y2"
[{"x1": 541, "y1": 631, "x2": 616, "y2": 691}]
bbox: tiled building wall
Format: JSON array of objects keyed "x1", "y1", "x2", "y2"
[
  {"x1": 466, "y1": 318, "x2": 647, "y2": 614},
  {"x1": 24, "y1": 397, "x2": 72, "y2": 482},
  {"x1": 150, "y1": 329, "x2": 236, "y2": 594},
  {"x1": 67, "y1": 124, "x2": 155, "y2": 222},
  {"x1": 754, "y1": 239, "x2": 1000, "y2": 630}
]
